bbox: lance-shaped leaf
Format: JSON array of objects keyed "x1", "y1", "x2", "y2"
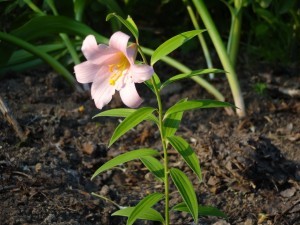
[
  {"x1": 126, "y1": 193, "x2": 164, "y2": 225},
  {"x1": 170, "y1": 168, "x2": 198, "y2": 224},
  {"x1": 140, "y1": 156, "x2": 164, "y2": 181},
  {"x1": 112, "y1": 207, "x2": 165, "y2": 224},
  {"x1": 164, "y1": 100, "x2": 234, "y2": 118},
  {"x1": 109, "y1": 107, "x2": 156, "y2": 147},
  {"x1": 167, "y1": 136, "x2": 201, "y2": 180},
  {"x1": 93, "y1": 108, "x2": 158, "y2": 124},
  {"x1": 163, "y1": 98, "x2": 187, "y2": 138},
  {"x1": 160, "y1": 68, "x2": 224, "y2": 89},
  {"x1": 151, "y1": 30, "x2": 204, "y2": 65},
  {"x1": 172, "y1": 202, "x2": 227, "y2": 218},
  {"x1": 106, "y1": 13, "x2": 139, "y2": 41},
  {"x1": 91, "y1": 149, "x2": 159, "y2": 180}
]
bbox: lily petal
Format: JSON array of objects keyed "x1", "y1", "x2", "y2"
[
  {"x1": 130, "y1": 64, "x2": 154, "y2": 83},
  {"x1": 91, "y1": 68, "x2": 115, "y2": 109},
  {"x1": 109, "y1": 31, "x2": 130, "y2": 56},
  {"x1": 120, "y1": 82, "x2": 143, "y2": 108},
  {"x1": 82, "y1": 35, "x2": 101, "y2": 60},
  {"x1": 74, "y1": 61, "x2": 98, "y2": 83},
  {"x1": 126, "y1": 43, "x2": 137, "y2": 64}
]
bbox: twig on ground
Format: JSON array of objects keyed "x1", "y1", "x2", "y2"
[{"x1": 0, "y1": 96, "x2": 27, "y2": 142}]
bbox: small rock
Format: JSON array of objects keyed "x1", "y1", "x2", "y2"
[
  {"x1": 280, "y1": 187, "x2": 296, "y2": 198},
  {"x1": 82, "y1": 142, "x2": 96, "y2": 155},
  {"x1": 100, "y1": 185, "x2": 110, "y2": 196},
  {"x1": 212, "y1": 220, "x2": 231, "y2": 225},
  {"x1": 35, "y1": 163, "x2": 42, "y2": 172}
]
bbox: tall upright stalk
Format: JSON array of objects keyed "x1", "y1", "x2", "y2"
[{"x1": 191, "y1": 0, "x2": 246, "y2": 117}]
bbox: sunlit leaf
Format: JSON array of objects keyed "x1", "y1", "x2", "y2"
[
  {"x1": 112, "y1": 207, "x2": 165, "y2": 223},
  {"x1": 109, "y1": 107, "x2": 156, "y2": 147},
  {"x1": 170, "y1": 168, "x2": 198, "y2": 224},
  {"x1": 163, "y1": 98, "x2": 186, "y2": 138},
  {"x1": 93, "y1": 108, "x2": 158, "y2": 124},
  {"x1": 140, "y1": 156, "x2": 164, "y2": 181},
  {"x1": 151, "y1": 30, "x2": 204, "y2": 65},
  {"x1": 160, "y1": 68, "x2": 224, "y2": 89},
  {"x1": 164, "y1": 100, "x2": 234, "y2": 118},
  {"x1": 91, "y1": 149, "x2": 159, "y2": 180},
  {"x1": 144, "y1": 73, "x2": 161, "y2": 93},
  {"x1": 167, "y1": 136, "x2": 201, "y2": 180},
  {"x1": 172, "y1": 202, "x2": 227, "y2": 218},
  {"x1": 106, "y1": 13, "x2": 139, "y2": 41},
  {"x1": 126, "y1": 193, "x2": 164, "y2": 225}
]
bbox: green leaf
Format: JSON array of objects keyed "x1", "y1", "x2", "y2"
[
  {"x1": 126, "y1": 193, "x2": 164, "y2": 225},
  {"x1": 170, "y1": 168, "x2": 198, "y2": 224},
  {"x1": 164, "y1": 100, "x2": 234, "y2": 118},
  {"x1": 99, "y1": 0, "x2": 126, "y2": 18},
  {"x1": 112, "y1": 207, "x2": 165, "y2": 223},
  {"x1": 140, "y1": 156, "x2": 164, "y2": 181},
  {"x1": 109, "y1": 107, "x2": 156, "y2": 147},
  {"x1": 91, "y1": 149, "x2": 159, "y2": 180},
  {"x1": 144, "y1": 73, "x2": 161, "y2": 93},
  {"x1": 172, "y1": 202, "x2": 227, "y2": 218},
  {"x1": 106, "y1": 13, "x2": 139, "y2": 41},
  {"x1": 151, "y1": 30, "x2": 204, "y2": 65},
  {"x1": 160, "y1": 68, "x2": 224, "y2": 89},
  {"x1": 93, "y1": 108, "x2": 158, "y2": 124},
  {"x1": 167, "y1": 136, "x2": 201, "y2": 180},
  {"x1": 163, "y1": 98, "x2": 186, "y2": 138}
]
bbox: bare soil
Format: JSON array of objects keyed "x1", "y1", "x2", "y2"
[{"x1": 0, "y1": 65, "x2": 299, "y2": 225}]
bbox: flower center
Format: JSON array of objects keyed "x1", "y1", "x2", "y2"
[{"x1": 108, "y1": 54, "x2": 130, "y2": 86}]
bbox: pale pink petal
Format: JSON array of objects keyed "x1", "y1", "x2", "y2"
[
  {"x1": 109, "y1": 31, "x2": 130, "y2": 56},
  {"x1": 129, "y1": 64, "x2": 154, "y2": 83},
  {"x1": 119, "y1": 82, "x2": 143, "y2": 108},
  {"x1": 81, "y1": 35, "x2": 101, "y2": 60},
  {"x1": 74, "y1": 61, "x2": 98, "y2": 83},
  {"x1": 91, "y1": 68, "x2": 115, "y2": 109},
  {"x1": 89, "y1": 45, "x2": 120, "y2": 65},
  {"x1": 126, "y1": 43, "x2": 137, "y2": 64}
]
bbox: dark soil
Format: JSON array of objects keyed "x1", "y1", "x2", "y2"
[{"x1": 0, "y1": 65, "x2": 299, "y2": 225}]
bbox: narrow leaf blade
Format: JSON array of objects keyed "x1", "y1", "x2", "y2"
[
  {"x1": 172, "y1": 202, "x2": 227, "y2": 218},
  {"x1": 163, "y1": 98, "x2": 187, "y2": 138},
  {"x1": 140, "y1": 156, "x2": 164, "y2": 181},
  {"x1": 170, "y1": 168, "x2": 198, "y2": 224},
  {"x1": 167, "y1": 136, "x2": 202, "y2": 180},
  {"x1": 165, "y1": 100, "x2": 234, "y2": 118},
  {"x1": 91, "y1": 149, "x2": 159, "y2": 180},
  {"x1": 109, "y1": 107, "x2": 156, "y2": 147},
  {"x1": 112, "y1": 207, "x2": 165, "y2": 223},
  {"x1": 151, "y1": 30, "x2": 204, "y2": 65},
  {"x1": 160, "y1": 68, "x2": 224, "y2": 89},
  {"x1": 127, "y1": 193, "x2": 164, "y2": 225}
]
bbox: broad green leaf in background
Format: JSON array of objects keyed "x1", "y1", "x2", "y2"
[
  {"x1": 140, "y1": 156, "x2": 164, "y2": 181},
  {"x1": 151, "y1": 29, "x2": 205, "y2": 65},
  {"x1": 172, "y1": 202, "x2": 227, "y2": 218},
  {"x1": 163, "y1": 98, "x2": 187, "y2": 138},
  {"x1": 170, "y1": 168, "x2": 198, "y2": 224},
  {"x1": 91, "y1": 149, "x2": 159, "y2": 180},
  {"x1": 167, "y1": 136, "x2": 202, "y2": 180},
  {"x1": 93, "y1": 108, "x2": 158, "y2": 124},
  {"x1": 112, "y1": 207, "x2": 165, "y2": 224},
  {"x1": 126, "y1": 193, "x2": 164, "y2": 225},
  {"x1": 73, "y1": 0, "x2": 87, "y2": 21},
  {"x1": 109, "y1": 107, "x2": 156, "y2": 147},
  {"x1": 106, "y1": 13, "x2": 139, "y2": 41},
  {"x1": 164, "y1": 100, "x2": 234, "y2": 118},
  {"x1": 160, "y1": 68, "x2": 224, "y2": 90}
]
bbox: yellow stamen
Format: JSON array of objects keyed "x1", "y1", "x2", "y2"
[{"x1": 108, "y1": 54, "x2": 129, "y2": 86}]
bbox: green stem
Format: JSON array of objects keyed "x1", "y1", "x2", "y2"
[
  {"x1": 191, "y1": 0, "x2": 246, "y2": 117},
  {"x1": 183, "y1": 0, "x2": 214, "y2": 79},
  {"x1": 227, "y1": 2, "x2": 243, "y2": 67},
  {"x1": 138, "y1": 46, "x2": 170, "y2": 224}
]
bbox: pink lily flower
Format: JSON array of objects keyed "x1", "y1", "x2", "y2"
[{"x1": 74, "y1": 31, "x2": 154, "y2": 109}]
